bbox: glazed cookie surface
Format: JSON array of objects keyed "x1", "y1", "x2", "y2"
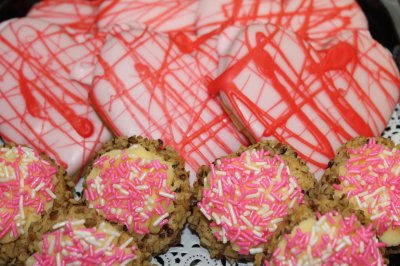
[
  {"x1": 0, "y1": 143, "x2": 71, "y2": 264},
  {"x1": 91, "y1": 26, "x2": 249, "y2": 181},
  {"x1": 196, "y1": 0, "x2": 368, "y2": 50},
  {"x1": 318, "y1": 137, "x2": 400, "y2": 248},
  {"x1": 268, "y1": 212, "x2": 385, "y2": 266},
  {"x1": 0, "y1": 18, "x2": 112, "y2": 178},
  {"x1": 210, "y1": 23, "x2": 400, "y2": 178},
  {"x1": 83, "y1": 136, "x2": 192, "y2": 255},
  {"x1": 189, "y1": 140, "x2": 316, "y2": 261}
]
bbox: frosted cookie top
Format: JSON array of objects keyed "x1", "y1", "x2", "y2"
[
  {"x1": 198, "y1": 148, "x2": 304, "y2": 255},
  {"x1": 0, "y1": 145, "x2": 59, "y2": 244},
  {"x1": 333, "y1": 138, "x2": 400, "y2": 246},
  {"x1": 85, "y1": 144, "x2": 177, "y2": 235},
  {"x1": 27, "y1": 219, "x2": 138, "y2": 266},
  {"x1": 269, "y1": 212, "x2": 385, "y2": 266}
]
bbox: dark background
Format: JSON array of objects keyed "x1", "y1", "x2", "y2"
[{"x1": 0, "y1": 0, "x2": 399, "y2": 265}]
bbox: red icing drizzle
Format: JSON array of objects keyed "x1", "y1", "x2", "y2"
[
  {"x1": 209, "y1": 25, "x2": 400, "y2": 172},
  {"x1": 196, "y1": 0, "x2": 368, "y2": 49},
  {"x1": 91, "y1": 28, "x2": 248, "y2": 174},
  {"x1": 0, "y1": 19, "x2": 110, "y2": 174}
]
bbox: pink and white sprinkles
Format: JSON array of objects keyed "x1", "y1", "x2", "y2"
[
  {"x1": 198, "y1": 149, "x2": 304, "y2": 255},
  {"x1": 84, "y1": 145, "x2": 175, "y2": 234},
  {"x1": 334, "y1": 138, "x2": 400, "y2": 239},
  {"x1": 268, "y1": 212, "x2": 385, "y2": 266},
  {"x1": 32, "y1": 220, "x2": 137, "y2": 266},
  {"x1": 0, "y1": 146, "x2": 57, "y2": 241}
]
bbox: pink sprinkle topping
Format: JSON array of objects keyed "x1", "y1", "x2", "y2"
[
  {"x1": 85, "y1": 146, "x2": 175, "y2": 235},
  {"x1": 335, "y1": 138, "x2": 400, "y2": 237},
  {"x1": 198, "y1": 149, "x2": 304, "y2": 255},
  {"x1": 32, "y1": 220, "x2": 136, "y2": 266},
  {"x1": 0, "y1": 146, "x2": 57, "y2": 241},
  {"x1": 270, "y1": 212, "x2": 385, "y2": 266}
]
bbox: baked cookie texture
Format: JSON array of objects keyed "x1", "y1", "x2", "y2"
[
  {"x1": 266, "y1": 211, "x2": 385, "y2": 266},
  {"x1": 27, "y1": 203, "x2": 150, "y2": 266},
  {"x1": 316, "y1": 136, "x2": 400, "y2": 254},
  {"x1": 82, "y1": 135, "x2": 192, "y2": 256},
  {"x1": 0, "y1": 142, "x2": 73, "y2": 265},
  {"x1": 188, "y1": 140, "x2": 316, "y2": 263}
]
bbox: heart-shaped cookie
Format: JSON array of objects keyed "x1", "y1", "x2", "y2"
[
  {"x1": 96, "y1": 0, "x2": 199, "y2": 34},
  {"x1": 91, "y1": 26, "x2": 249, "y2": 181},
  {"x1": 196, "y1": 0, "x2": 368, "y2": 50},
  {"x1": 209, "y1": 23, "x2": 400, "y2": 177},
  {"x1": 0, "y1": 18, "x2": 112, "y2": 177}
]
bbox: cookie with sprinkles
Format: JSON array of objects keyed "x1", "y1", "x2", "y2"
[
  {"x1": 0, "y1": 143, "x2": 73, "y2": 265},
  {"x1": 27, "y1": 204, "x2": 150, "y2": 266},
  {"x1": 188, "y1": 140, "x2": 317, "y2": 262},
  {"x1": 82, "y1": 136, "x2": 192, "y2": 256},
  {"x1": 266, "y1": 211, "x2": 385, "y2": 266},
  {"x1": 316, "y1": 136, "x2": 400, "y2": 253}
]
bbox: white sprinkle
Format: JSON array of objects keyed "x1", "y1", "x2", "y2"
[
  {"x1": 200, "y1": 207, "x2": 211, "y2": 220},
  {"x1": 335, "y1": 242, "x2": 346, "y2": 252},
  {"x1": 359, "y1": 241, "x2": 365, "y2": 253},
  {"x1": 56, "y1": 253, "x2": 61, "y2": 266},
  {"x1": 212, "y1": 212, "x2": 221, "y2": 225},
  {"x1": 240, "y1": 215, "x2": 252, "y2": 228},
  {"x1": 120, "y1": 188, "x2": 129, "y2": 196},
  {"x1": 221, "y1": 227, "x2": 227, "y2": 244},
  {"x1": 234, "y1": 171, "x2": 241, "y2": 179},
  {"x1": 249, "y1": 248, "x2": 263, "y2": 254},
  {"x1": 221, "y1": 216, "x2": 232, "y2": 227},
  {"x1": 245, "y1": 205, "x2": 259, "y2": 211},
  {"x1": 153, "y1": 213, "x2": 169, "y2": 226},
  {"x1": 120, "y1": 258, "x2": 135, "y2": 266},
  {"x1": 48, "y1": 240, "x2": 55, "y2": 254},
  {"x1": 19, "y1": 196, "x2": 25, "y2": 220},
  {"x1": 101, "y1": 236, "x2": 115, "y2": 250},
  {"x1": 53, "y1": 221, "x2": 68, "y2": 230},
  {"x1": 159, "y1": 191, "x2": 175, "y2": 199},
  {"x1": 135, "y1": 185, "x2": 148, "y2": 190},
  {"x1": 135, "y1": 207, "x2": 144, "y2": 213},
  {"x1": 227, "y1": 203, "x2": 237, "y2": 224},
  {"x1": 217, "y1": 180, "x2": 223, "y2": 196},
  {"x1": 244, "y1": 163, "x2": 259, "y2": 171},
  {"x1": 45, "y1": 188, "x2": 57, "y2": 199},
  {"x1": 139, "y1": 172, "x2": 147, "y2": 181},
  {"x1": 100, "y1": 199, "x2": 105, "y2": 206},
  {"x1": 34, "y1": 182, "x2": 45, "y2": 192},
  {"x1": 120, "y1": 237, "x2": 134, "y2": 249},
  {"x1": 271, "y1": 218, "x2": 283, "y2": 224},
  {"x1": 113, "y1": 184, "x2": 122, "y2": 189},
  {"x1": 71, "y1": 220, "x2": 85, "y2": 226},
  {"x1": 276, "y1": 163, "x2": 284, "y2": 181},
  {"x1": 103, "y1": 228, "x2": 121, "y2": 237},
  {"x1": 127, "y1": 215, "x2": 133, "y2": 225},
  {"x1": 371, "y1": 211, "x2": 385, "y2": 220},
  {"x1": 252, "y1": 230, "x2": 263, "y2": 238}
]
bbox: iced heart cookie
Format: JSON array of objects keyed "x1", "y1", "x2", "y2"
[
  {"x1": 91, "y1": 26, "x2": 249, "y2": 181},
  {"x1": 96, "y1": 0, "x2": 199, "y2": 34},
  {"x1": 209, "y1": 24, "x2": 400, "y2": 178},
  {"x1": 0, "y1": 18, "x2": 112, "y2": 178},
  {"x1": 196, "y1": 0, "x2": 368, "y2": 50}
]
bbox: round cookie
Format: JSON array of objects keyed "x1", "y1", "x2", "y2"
[
  {"x1": 82, "y1": 136, "x2": 192, "y2": 256},
  {"x1": 267, "y1": 212, "x2": 385, "y2": 266},
  {"x1": 209, "y1": 23, "x2": 400, "y2": 178},
  {"x1": 0, "y1": 143, "x2": 72, "y2": 265},
  {"x1": 317, "y1": 136, "x2": 400, "y2": 252},
  {"x1": 188, "y1": 140, "x2": 316, "y2": 262},
  {"x1": 27, "y1": 204, "x2": 150, "y2": 266}
]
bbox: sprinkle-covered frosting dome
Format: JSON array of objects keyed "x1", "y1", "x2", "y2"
[
  {"x1": 0, "y1": 145, "x2": 58, "y2": 243},
  {"x1": 269, "y1": 212, "x2": 385, "y2": 266},
  {"x1": 27, "y1": 219, "x2": 137, "y2": 266},
  {"x1": 198, "y1": 149, "x2": 304, "y2": 255},
  {"x1": 85, "y1": 144, "x2": 177, "y2": 235},
  {"x1": 333, "y1": 138, "x2": 400, "y2": 246}
]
